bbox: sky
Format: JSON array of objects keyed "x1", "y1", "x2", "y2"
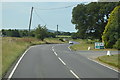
[{"x1": 1, "y1": 2, "x2": 90, "y2": 32}]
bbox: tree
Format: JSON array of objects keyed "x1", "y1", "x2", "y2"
[
  {"x1": 72, "y1": 2, "x2": 118, "y2": 40},
  {"x1": 102, "y1": 6, "x2": 120, "y2": 49},
  {"x1": 19, "y1": 30, "x2": 28, "y2": 37},
  {"x1": 35, "y1": 24, "x2": 48, "y2": 41}
]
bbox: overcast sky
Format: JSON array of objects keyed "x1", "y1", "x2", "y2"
[{"x1": 1, "y1": 2, "x2": 89, "y2": 32}]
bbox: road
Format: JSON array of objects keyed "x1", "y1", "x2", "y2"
[{"x1": 4, "y1": 44, "x2": 119, "y2": 80}]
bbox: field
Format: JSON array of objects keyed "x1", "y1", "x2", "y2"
[
  {"x1": 70, "y1": 39, "x2": 94, "y2": 50},
  {"x1": 2, "y1": 37, "x2": 64, "y2": 77},
  {"x1": 70, "y1": 39, "x2": 117, "y2": 51},
  {"x1": 97, "y1": 54, "x2": 120, "y2": 69}
]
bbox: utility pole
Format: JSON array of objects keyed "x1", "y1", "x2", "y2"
[
  {"x1": 28, "y1": 7, "x2": 34, "y2": 36},
  {"x1": 56, "y1": 25, "x2": 58, "y2": 37}
]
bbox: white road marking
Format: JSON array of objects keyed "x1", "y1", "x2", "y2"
[
  {"x1": 58, "y1": 57, "x2": 66, "y2": 65},
  {"x1": 70, "y1": 70, "x2": 79, "y2": 79},
  {"x1": 68, "y1": 46, "x2": 71, "y2": 51},
  {"x1": 52, "y1": 46, "x2": 54, "y2": 49},
  {"x1": 88, "y1": 58, "x2": 120, "y2": 73},
  {"x1": 8, "y1": 46, "x2": 32, "y2": 79},
  {"x1": 52, "y1": 48, "x2": 54, "y2": 52},
  {"x1": 54, "y1": 52, "x2": 58, "y2": 56}
]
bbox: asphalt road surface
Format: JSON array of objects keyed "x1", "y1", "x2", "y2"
[{"x1": 5, "y1": 44, "x2": 119, "y2": 80}]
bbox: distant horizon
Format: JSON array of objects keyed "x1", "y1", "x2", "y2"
[
  {"x1": 1, "y1": 28, "x2": 77, "y2": 32},
  {"x1": 0, "y1": 2, "x2": 89, "y2": 32}
]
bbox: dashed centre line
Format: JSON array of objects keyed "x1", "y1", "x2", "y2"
[
  {"x1": 58, "y1": 57, "x2": 66, "y2": 66},
  {"x1": 70, "y1": 70, "x2": 79, "y2": 79},
  {"x1": 54, "y1": 52, "x2": 58, "y2": 56},
  {"x1": 51, "y1": 46, "x2": 80, "y2": 79}
]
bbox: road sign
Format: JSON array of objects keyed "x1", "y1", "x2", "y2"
[{"x1": 95, "y1": 42, "x2": 104, "y2": 49}]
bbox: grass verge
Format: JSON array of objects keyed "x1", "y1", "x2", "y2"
[
  {"x1": 70, "y1": 39, "x2": 94, "y2": 50},
  {"x1": 70, "y1": 39, "x2": 117, "y2": 51},
  {"x1": 2, "y1": 37, "x2": 64, "y2": 77},
  {"x1": 97, "y1": 54, "x2": 120, "y2": 69}
]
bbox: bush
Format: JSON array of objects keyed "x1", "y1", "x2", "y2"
[
  {"x1": 113, "y1": 39, "x2": 120, "y2": 50},
  {"x1": 59, "y1": 38, "x2": 64, "y2": 42}
]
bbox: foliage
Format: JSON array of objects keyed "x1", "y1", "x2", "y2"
[
  {"x1": 102, "y1": 6, "x2": 120, "y2": 49},
  {"x1": 71, "y1": 33, "x2": 79, "y2": 39},
  {"x1": 2, "y1": 29, "x2": 20, "y2": 37},
  {"x1": 35, "y1": 24, "x2": 48, "y2": 41},
  {"x1": 113, "y1": 39, "x2": 120, "y2": 50},
  {"x1": 72, "y1": 2, "x2": 118, "y2": 40},
  {"x1": 47, "y1": 32, "x2": 56, "y2": 38}
]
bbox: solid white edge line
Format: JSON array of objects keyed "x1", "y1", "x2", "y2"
[
  {"x1": 88, "y1": 58, "x2": 120, "y2": 73},
  {"x1": 58, "y1": 57, "x2": 66, "y2": 65},
  {"x1": 8, "y1": 47, "x2": 31, "y2": 79},
  {"x1": 70, "y1": 70, "x2": 79, "y2": 79}
]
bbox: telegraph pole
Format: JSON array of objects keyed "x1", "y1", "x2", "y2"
[
  {"x1": 56, "y1": 25, "x2": 58, "y2": 37},
  {"x1": 28, "y1": 7, "x2": 34, "y2": 36}
]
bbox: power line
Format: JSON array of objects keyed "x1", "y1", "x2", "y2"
[
  {"x1": 34, "y1": 9, "x2": 47, "y2": 25},
  {"x1": 34, "y1": 4, "x2": 76, "y2": 10}
]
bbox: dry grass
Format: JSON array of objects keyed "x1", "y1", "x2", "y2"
[
  {"x1": 2, "y1": 37, "x2": 30, "y2": 77},
  {"x1": 2, "y1": 37, "x2": 64, "y2": 77},
  {"x1": 0, "y1": 37, "x2": 2, "y2": 78},
  {"x1": 45, "y1": 38, "x2": 64, "y2": 44}
]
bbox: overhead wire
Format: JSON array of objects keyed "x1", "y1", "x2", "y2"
[
  {"x1": 34, "y1": 9, "x2": 47, "y2": 25},
  {"x1": 34, "y1": 4, "x2": 76, "y2": 10},
  {"x1": 33, "y1": 4, "x2": 77, "y2": 31}
]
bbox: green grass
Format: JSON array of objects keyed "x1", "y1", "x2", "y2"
[
  {"x1": 70, "y1": 39, "x2": 94, "y2": 50},
  {"x1": 70, "y1": 39, "x2": 117, "y2": 51},
  {"x1": 2, "y1": 37, "x2": 64, "y2": 77},
  {"x1": 97, "y1": 54, "x2": 120, "y2": 69}
]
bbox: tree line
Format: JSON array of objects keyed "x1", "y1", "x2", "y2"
[
  {"x1": 72, "y1": 2, "x2": 120, "y2": 49},
  {"x1": 1, "y1": 25, "x2": 72, "y2": 41}
]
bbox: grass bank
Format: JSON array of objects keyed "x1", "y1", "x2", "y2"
[
  {"x1": 70, "y1": 39, "x2": 94, "y2": 50},
  {"x1": 70, "y1": 39, "x2": 117, "y2": 51},
  {"x1": 2, "y1": 37, "x2": 64, "y2": 77},
  {"x1": 97, "y1": 54, "x2": 120, "y2": 69}
]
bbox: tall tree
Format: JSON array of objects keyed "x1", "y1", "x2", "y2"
[
  {"x1": 72, "y1": 2, "x2": 118, "y2": 40},
  {"x1": 102, "y1": 5, "x2": 120, "y2": 49}
]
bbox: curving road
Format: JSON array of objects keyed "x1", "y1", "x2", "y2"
[{"x1": 4, "y1": 44, "x2": 119, "y2": 80}]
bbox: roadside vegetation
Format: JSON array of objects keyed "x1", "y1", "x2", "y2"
[
  {"x1": 97, "y1": 54, "x2": 120, "y2": 69},
  {"x1": 71, "y1": 2, "x2": 120, "y2": 50},
  {"x1": 70, "y1": 39, "x2": 118, "y2": 51},
  {"x1": 2, "y1": 37, "x2": 65, "y2": 77},
  {"x1": 70, "y1": 39, "x2": 94, "y2": 50}
]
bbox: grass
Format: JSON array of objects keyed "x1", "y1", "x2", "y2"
[
  {"x1": 45, "y1": 38, "x2": 65, "y2": 44},
  {"x1": 2, "y1": 37, "x2": 64, "y2": 77},
  {"x1": 97, "y1": 54, "x2": 120, "y2": 69},
  {"x1": 70, "y1": 39, "x2": 118, "y2": 51},
  {"x1": 70, "y1": 39, "x2": 94, "y2": 50},
  {"x1": 0, "y1": 37, "x2": 2, "y2": 78}
]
